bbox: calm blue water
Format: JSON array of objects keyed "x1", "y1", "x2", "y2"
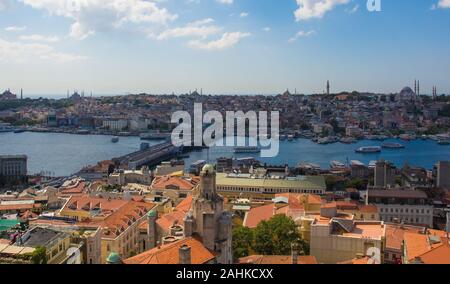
[{"x1": 0, "y1": 132, "x2": 449, "y2": 176}]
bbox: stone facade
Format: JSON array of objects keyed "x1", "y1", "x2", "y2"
[{"x1": 184, "y1": 164, "x2": 233, "y2": 264}]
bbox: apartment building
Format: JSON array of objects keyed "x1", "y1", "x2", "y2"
[{"x1": 368, "y1": 190, "x2": 433, "y2": 227}]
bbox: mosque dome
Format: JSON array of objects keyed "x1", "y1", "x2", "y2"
[
  {"x1": 400, "y1": 87, "x2": 415, "y2": 97},
  {"x1": 106, "y1": 252, "x2": 122, "y2": 264}
]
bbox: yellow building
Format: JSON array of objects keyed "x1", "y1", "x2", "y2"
[
  {"x1": 58, "y1": 196, "x2": 156, "y2": 263},
  {"x1": 216, "y1": 173, "x2": 326, "y2": 201}
]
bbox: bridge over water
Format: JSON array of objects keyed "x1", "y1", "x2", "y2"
[{"x1": 113, "y1": 142, "x2": 181, "y2": 169}]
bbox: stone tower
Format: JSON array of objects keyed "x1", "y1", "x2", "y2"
[
  {"x1": 146, "y1": 209, "x2": 157, "y2": 250},
  {"x1": 183, "y1": 164, "x2": 233, "y2": 264}
]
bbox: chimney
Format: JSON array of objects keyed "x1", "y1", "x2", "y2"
[
  {"x1": 179, "y1": 244, "x2": 192, "y2": 264},
  {"x1": 291, "y1": 243, "x2": 298, "y2": 264}
]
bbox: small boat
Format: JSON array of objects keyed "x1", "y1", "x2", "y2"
[
  {"x1": 368, "y1": 160, "x2": 377, "y2": 169},
  {"x1": 399, "y1": 134, "x2": 416, "y2": 141},
  {"x1": 438, "y1": 140, "x2": 450, "y2": 145},
  {"x1": 350, "y1": 160, "x2": 365, "y2": 167},
  {"x1": 355, "y1": 146, "x2": 382, "y2": 153},
  {"x1": 340, "y1": 137, "x2": 357, "y2": 144},
  {"x1": 279, "y1": 135, "x2": 287, "y2": 141},
  {"x1": 234, "y1": 146, "x2": 261, "y2": 153},
  {"x1": 382, "y1": 142, "x2": 405, "y2": 149},
  {"x1": 287, "y1": 135, "x2": 294, "y2": 141},
  {"x1": 13, "y1": 129, "x2": 26, "y2": 133},
  {"x1": 330, "y1": 160, "x2": 346, "y2": 169},
  {"x1": 111, "y1": 136, "x2": 119, "y2": 143}
]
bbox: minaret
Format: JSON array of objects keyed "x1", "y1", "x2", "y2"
[
  {"x1": 417, "y1": 80, "x2": 420, "y2": 96},
  {"x1": 414, "y1": 80, "x2": 417, "y2": 94},
  {"x1": 326, "y1": 80, "x2": 330, "y2": 96},
  {"x1": 20, "y1": 88, "x2": 23, "y2": 100}
]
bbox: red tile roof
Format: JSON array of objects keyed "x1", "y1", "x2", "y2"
[
  {"x1": 139, "y1": 196, "x2": 193, "y2": 232},
  {"x1": 385, "y1": 224, "x2": 424, "y2": 251},
  {"x1": 243, "y1": 204, "x2": 278, "y2": 228},
  {"x1": 152, "y1": 176, "x2": 199, "y2": 191},
  {"x1": 123, "y1": 237, "x2": 215, "y2": 264},
  {"x1": 338, "y1": 256, "x2": 375, "y2": 265},
  {"x1": 239, "y1": 255, "x2": 318, "y2": 264},
  {"x1": 403, "y1": 231, "x2": 450, "y2": 264},
  {"x1": 63, "y1": 196, "x2": 155, "y2": 238}
]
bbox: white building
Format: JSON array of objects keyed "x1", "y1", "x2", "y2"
[
  {"x1": 368, "y1": 190, "x2": 433, "y2": 227},
  {"x1": 102, "y1": 119, "x2": 128, "y2": 131}
]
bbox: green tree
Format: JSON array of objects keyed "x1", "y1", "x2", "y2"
[
  {"x1": 325, "y1": 176, "x2": 337, "y2": 191},
  {"x1": 30, "y1": 246, "x2": 47, "y2": 264},
  {"x1": 253, "y1": 215, "x2": 304, "y2": 256},
  {"x1": 232, "y1": 226, "x2": 254, "y2": 259},
  {"x1": 346, "y1": 178, "x2": 367, "y2": 190}
]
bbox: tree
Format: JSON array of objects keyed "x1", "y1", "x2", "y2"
[
  {"x1": 346, "y1": 178, "x2": 367, "y2": 190},
  {"x1": 325, "y1": 176, "x2": 337, "y2": 191},
  {"x1": 30, "y1": 246, "x2": 47, "y2": 264},
  {"x1": 253, "y1": 215, "x2": 304, "y2": 256},
  {"x1": 232, "y1": 226, "x2": 254, "y2": 259}
]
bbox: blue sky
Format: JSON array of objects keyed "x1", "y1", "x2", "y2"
[{"x1": 0, "y1": 0, "x2": 450, "y2": 96}]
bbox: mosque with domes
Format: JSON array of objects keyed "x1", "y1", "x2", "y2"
[{"x1": 396, "y1": 80, "x2": 421, "y2": 103}]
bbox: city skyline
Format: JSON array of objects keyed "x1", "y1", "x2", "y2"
[{"x1": 1, "y1": 0, "x2": 450, "y2": 95}]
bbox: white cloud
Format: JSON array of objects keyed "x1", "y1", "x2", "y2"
[
  {"x1": 437, "y1": 0, "x2": 450, "y2": 8},
  {"x1": 188, "y1": 31, "x2": 250, "y2": 50},
  {"x1": 262, "y1": 27, "x2": 271, "y2": 32},
  {"x1": 288, "y1": 30, "x2": 316, "y2": 42},
  {"x1": 19, "y1": 34, "x2": 60, "y2": 42},
  {"x1": 154, "y1": 18, "x2": 221, "y2": 40},
  {"x1": 294, "y1": 0, "x2": 350, "y2": 21},
  {"x1": 5, "y1": 26, "x2": 27, "y2": 32},
  {"x1": 240, "y1": 12, "x2": 249, "y2": 18},
  {"x1": 345, "y1": 4, "x2": 359, "y2": 14},
  {"x1": 0, "y1": 37, "x2": 87, "y2": 63},
  {"x1": 19, "y1": 0, "x2": 178, "y2": 40},
  {"x1": 216, "y1": 0, "x2": 233, "y2": 4}
]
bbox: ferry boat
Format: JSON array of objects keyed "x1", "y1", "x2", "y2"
[
  {"x1": 234, "y1": 146, "x2": 261, "y2": 153},
  {"x1": 355, "y1": 146, "x2": 382, "y2": 153},
  {"x1": 111, "y1": 136, "x2": 119, "y2": 143},
  {"x1": 381, "y1": 142, "x2": 405, "y2": 149}
]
